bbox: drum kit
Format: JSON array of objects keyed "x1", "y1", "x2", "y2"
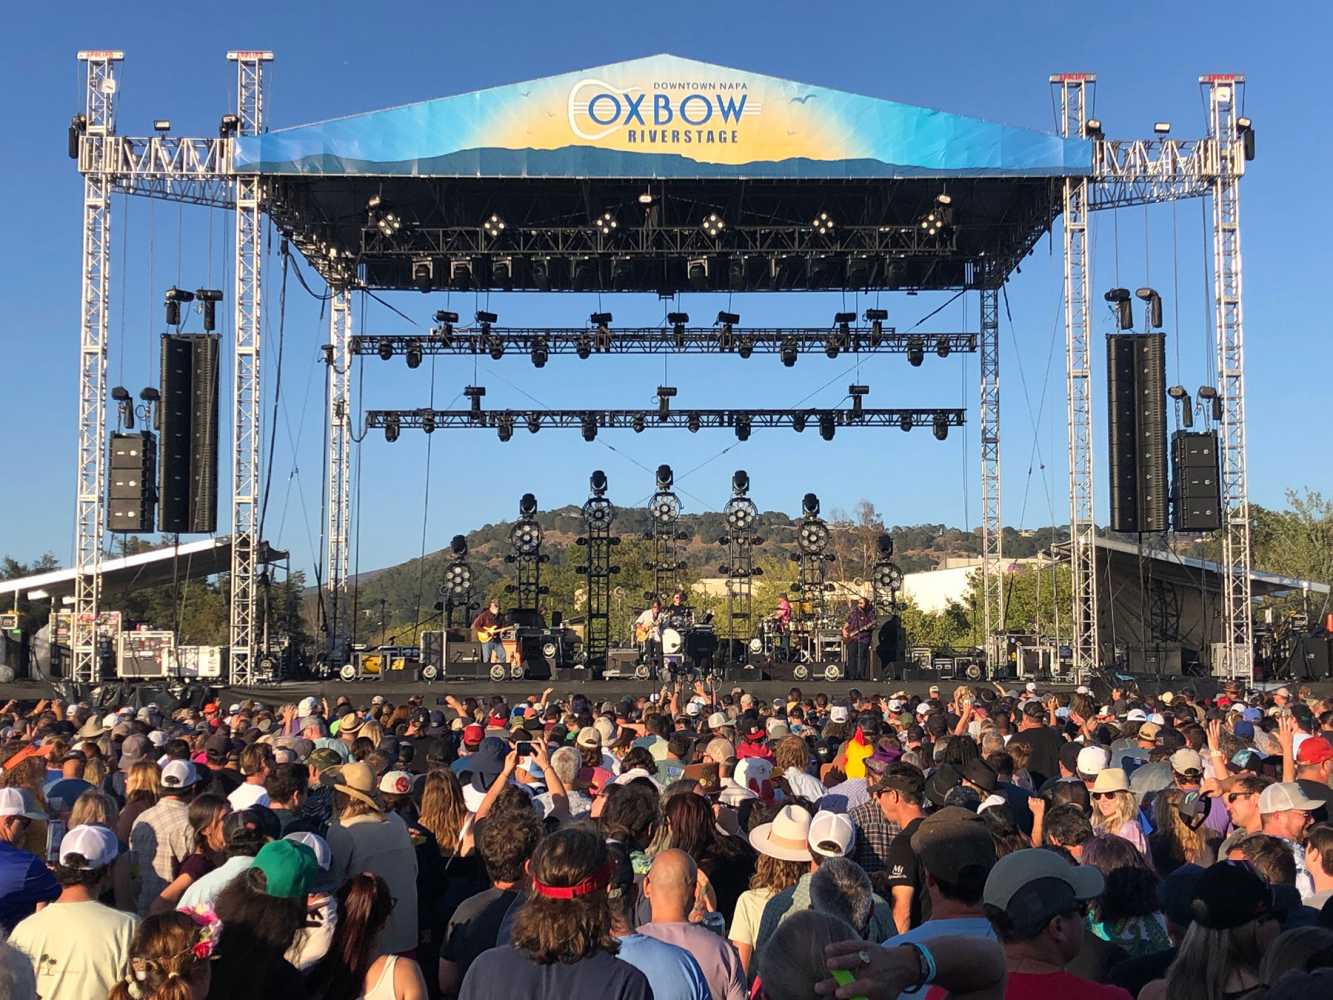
[{"x1": 645, "y1": 608, "x2": 719, "y2": 680}]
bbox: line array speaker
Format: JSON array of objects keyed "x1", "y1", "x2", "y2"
[
  {"x1": 1171, "y1": 430, "x2": 1222, "y2": 532},
  {"x1": 1107, "y1": 333, "x2": 1168, "y2": 532},
  {"x1": 159, "y1": 334, "x2": 220, "y2": 534},
  {"x1": 108, "y1": 432, "x2": 157, "y2": 533}
]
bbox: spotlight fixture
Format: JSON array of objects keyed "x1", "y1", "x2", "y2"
[
  {"x1": 780, "y1": 338, "x2": 798, "y2": 368},
  {"x1": 848, "y1": 384, "x2": 869, "y2": 417},
  {"x1": 449, "y1": 258, "x2": 472, "y2": 289},
  {"x1": 384, "y1": 416, "x2": 400, "y2": 443},
  {"x1": 492, "y1": 257, "x2": 514, "y2": 289},
  {"x1": 819, "y1": 412, "x2": 836, "y2": 441},
  {"x1": 488, "y1": 336, "x2": 505, "y2": 360},
  {"x1": 638, "y1": 190, "x2": 654, "y2": 205},
  {"x1": 1084, "y1": 118, "x2": 1103, "y2": 138},
  {"x1": 737, "y1": 335, "x2": 754, "y2": 359},
  {"x1": 933, "y1": 414, "x2": 949, "y2": 441},
  {"x1": 576, "y1": 334, "x2": 592, "y2": 360},
  {"x1": 876, "y1": 533, "x2": 894, "y2": 557},
  {"x1": 375, "y1": 338, "x2": 393, "y2": 362},
  {"x1": 411, "y1": 257, "x2": 434, "y2": 293},
  {"x1": 687, "y1": 413, "x2": 701, "y2": 433},
  {"x1": 194, "y1": 289, "x2": 223, "y2": 331},
  {"x1": 497, "y1": 414, "x2": 514, "y2": 442},
  {"x1": 1153, "y1": 121, "x2": 1171, "y2": 135},
  {"x1": 530, "y1": 337, "x2": 549, "y2": 368},
  {"x1": 1197, "y1": 385, "x2": 1223, "y2": 422},
  {"x1": 812, "y1": 211, "x2": 834, "y2": 236},
  {"x1": 701, "y1": 212, "x2": 726, "y2": 238},
  {"x1": 919, "y1": 204, "x2": 950, "y2": 237},
  {"x1": 405, "y1": 341, "x2": 423, "y2": 369},
  {"x1": 1236, "y1": 116, "x2": 1255, "y2": 160},
  {"x1": 1135, "y1": 287, "x2": 1163, "y2": 328},
  {"x1": 475, "y1": 310, "x2": 498, "y2": 332},
  {"x1": 834, "y1": 311, "x2": 855, "y2": 335},
  {"x1": 906, "y1": 336, "x2": 925, "y2": 367},
  {"x1": 482, "y1": 213, "x2": 506, "y2": 238},
  {"x1": 735, "y1": 414, "x2": 751, "y2": 441},
  {"x1": 153, "y1": 119, "x2": 172, "y2": 133},
  {"x1": 936, "y1": 337, "x2": 951, "y2": 359},
  {"x1": 935, "y1": 192, "x2": 952, "y2": 207},
  {"x1": 1104, "y1": 288, "x2": 1133, "y2": 330},
  {"x1": 792, "y1": 411, "x2": 807, "y2": 433},
  {"x1": 688, "y1": 257, "x2": 709, "y2": 290},
  {"x1": 218, "y1": 113, "x2": 239, "y2": 138},
  {"x1": 717, "y1": 310, "x2": 740, "y2": 327},
  {"x1": 656, "y1": 464, "x2": 674, "y2": 490},
  {"x1": 802, "y1": 493, "x2": 820, "y2": 517},
  {"x1": 420, "y1": 410, "x2": 435, "y2": 434},
  {"x1": 590, "y1": 312, "x2": 612, "y2": 337},
  {"x1": 656, "y1": 385, "x2": 677, "y2": 421},
  {"x1": 526, "y1": 412, "x2": 541, "y2": 434},
  {"x1": 581, "y1": 413, "x2": 598, "y2": 442},
  {"x1": 594, "y1": 210, "x2": 618, "y2": 236},
  {"x1": 163, "y1": 287, "x2": 193, "y2": 327},
  {"x1": 667, "y1": 311, "x2": 689, "y2": 345},
  {"x1": 1167, "y1": 385, "x2": 1194, "y2": 428},
  {"x1": 434, "y1": 310, "x2": 459, "y2": 333},
  {"x1": 732, "y1": 469, "x2": 750, "y2": 494},
  {"x1": 464, "y1": 384, "x2": 486, "y2": 416},
  {"x1": 631, "y1": 413, "x2": 646, "y2": 433},
  {"x1": 899, "y1": 413, "x2": 912, "y2": 432},
  {"x1": 450, "y1": 534, "x2": 469, "y2": 557},
  {"x1": 519, "y1": 492, "x2": 539, "y2": 517}
]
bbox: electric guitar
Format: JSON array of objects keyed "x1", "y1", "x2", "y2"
[
  {"x1": 841, "y1": 620, "x2": 876, "y2": 643},
  {"x1": 476, "y1": 624, "x2": 516, "y2": 643}
]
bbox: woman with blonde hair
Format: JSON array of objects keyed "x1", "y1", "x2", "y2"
[
  {"x1": 358, "y1": 718, "x2": 384, "y2": 749},
  {"x1": 1090, "y1": 768, "x2": 1147, "y2": 855},
  {"x1": 116, "y1": 760, "x2": 161, "y2": 844},
  {"x1": 108, "y1": 909, "x2": 220, "y2": 1000},
  {"x1": 730, "y1": 804, "x2": 812, "y2": 975},
  {"x1": 71, "y1": 788, "x2": 137, "y2": 910},
  {"x1": 1149, "y1": 788, "x2": 1218, "y2": 873}
]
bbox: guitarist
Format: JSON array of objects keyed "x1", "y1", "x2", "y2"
[
  {"x1": 841, "y1": 596, "x2": 876, "y2": 681},
  {"x1": 471, "y1": 600, "x2": 508, "y2": 666},
  {"x1": 634, "y1": 599, "x2": 663, "y2": 663}
]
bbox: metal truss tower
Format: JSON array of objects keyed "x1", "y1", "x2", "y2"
[
  {"x1": 1053, "y1": 74, "x2": 1100, "y2": 682},
  {"x1": 719, "y1": 471, "x2": 762, "y2": 644},
  {"x1": 577, "y1": 471, "x2": 617, "y2": 673},
  {"x1": 228, "y1": 50, "x2": 273, "y2": 686},
  {"x1": 70, "y1": 51, "x2": 122, "y2": 683},
  {"x1": 324, "y1": 284, "x2": 353, "y2": 651},
  {"x1": 793, "y1": 494, "x2": 835, "y2": 630},
  {"x1": 1203, "y1": 75, "x2": 1254, "y2": 680},
  {"x1": 646, "y1": 465, "x2": 687, "y2": 603},
  {"x1": 978, "y1": 276, "x2": 1004, "y2": 650}
]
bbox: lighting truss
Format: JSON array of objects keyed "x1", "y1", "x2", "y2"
[
  {"x1": 352, "y1": 327, "x2": 978, "y2": 358},
  {"x1": 365, "y1": 407, "x2": 965, "y2": 435}
]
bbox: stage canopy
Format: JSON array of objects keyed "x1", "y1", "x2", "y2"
[{"x1": 237, "y1": 54, "x2": 1090, "y2": 180}]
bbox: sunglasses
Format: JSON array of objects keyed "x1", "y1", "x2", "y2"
[
  {"x1": 1226, "y1": 792, "x2": 1256, "y2": 803},
  {"x1": 1091, "y1": 791, "x2": 1118, "y2": 800}
]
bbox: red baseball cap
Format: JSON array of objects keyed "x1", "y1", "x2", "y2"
[
  {"x1": 462, "y1": 723, "x2": 484, "y2": 747},
  {"x1": 1297, "y1": 736, "x2": 1333, "y2": 766}
]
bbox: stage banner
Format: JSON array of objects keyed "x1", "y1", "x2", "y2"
[{"x1": 235, "y1": 54, "x2": 1090, "y2": 179}]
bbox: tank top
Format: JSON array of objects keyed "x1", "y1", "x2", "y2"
[{"x1": 359, "y1": 955, "x2": 398, "y2": 1000}]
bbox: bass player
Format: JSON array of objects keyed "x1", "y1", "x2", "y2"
[
  {"x1": 471, "y1": 599, "x2": 509, "y2": 665},
  {"x1": 842, "y1": 595, "x2": 876, "y2": 681}
]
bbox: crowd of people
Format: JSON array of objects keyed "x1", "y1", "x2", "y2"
[{"x1": 0, "y1": 676, "x2": 1331, "y2": 1000}]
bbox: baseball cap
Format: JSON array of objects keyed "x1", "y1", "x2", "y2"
[
  {"x1": 251, "y1": 840, "x2": 319, "y2": 899},
  {"x1": 1259, "y1": 782, "x2": 1322, "y2": 815},
  {"x1": 0, "y1": 787, "x2": 45, "y2": 821},
  {"x1": 1297, "y1": 736, "x2": 1333, "y2": 766},
  {"x1": 707, "y1": 712, "x2": 728, "y2": 730},
  {"x1": 161, "y1": 760, "x2": 199, "y2": 790},
  {"x1": 911, "y1": 806, "x2": 997, "y2": 884},
  {"x1": 685, "y1": 702, "x2": 701, "y2": 718},
  {"x1": 808, "y1": 811, "x2": 855, "y2": 859},
  {"x1": 704, "y1": 737, "x2": 735, "y2": 762},
  {"x1": 224, "y1": 806, "x2": 281, "y2": 846},
  {"x1": 297, "y1": 696, "x2": 318, "y2": 717},
  {"x1": 1076, "y1": 746, "x2": 1110, "y2": 777},
  {"x1": 378, "y1": 770, "x2": 415, "y2": 796},
  {"x1": 575, "y1": 726, "x2": 601, "y2": 749},
  {"x1": 58, "y1": 824, "x2": 119, "y2": 869},
  {"x1": 828, "y1": 705, "x2": 849, "y2": 724},
  {"x1": 1190, "y1": 860, "x2": 1275, "y2": 929},
  {"x1": 462, "y1": 723, "x2": 484, "y2": 747},
  {"x1": 1170, "y1": 748, "x2": 1204, "y2": 775},
  {"x1": 924, "y1": 763, "x2": 963, "y2": 808},
  {"x1": 1137, "y1": 721, "x2": 1162, "y2": 741},
  {"x1": 1125, "y1": 708, "x2": 1148, "y2": 722},
  {"x1": 983, "y1": 848, "x2": 1105, "y2": 934},
  {"x1": 284, "y1": 832, "x2": 332, "y2": 871}
]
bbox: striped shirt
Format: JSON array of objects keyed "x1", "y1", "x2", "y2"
[{"x1": 130, "y1": 797, "x2": 193, "y2": 914}]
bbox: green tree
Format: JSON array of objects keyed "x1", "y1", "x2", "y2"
[{"x1": 1, "y1": 552, "x2": 60, "y2": 634}]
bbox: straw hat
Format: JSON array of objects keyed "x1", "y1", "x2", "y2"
[
  {"x1": 748, "y1": 804, "x2": 814, "y2": 862},
  {"x1": 331, "y1": 762, "x2": 382, "y2": 812},
  {"x1": 1090, "y1": 768, "x2": 1130, "y2": 794}
]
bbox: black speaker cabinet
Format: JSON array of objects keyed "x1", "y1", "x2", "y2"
[{"x1": 442, "y1": 640, "x2": 486, "y2": 680}]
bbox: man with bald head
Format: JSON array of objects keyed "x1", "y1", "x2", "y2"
[{"x1": 640, "y1": 849, "x2": 747, "y2": 1000}]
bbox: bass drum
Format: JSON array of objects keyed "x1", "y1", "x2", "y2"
[{"x1": 661, "y1": 627, "x2": 684, "y2": 656}]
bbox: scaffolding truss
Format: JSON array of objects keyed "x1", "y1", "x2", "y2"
[
  {"x1": 323, "y1": 285, "x2": 353, "y2": 649},
  {"x1": 978, "y1": 276, "x2": 1003, "y2": 648}
]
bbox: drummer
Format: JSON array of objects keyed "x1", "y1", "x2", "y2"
[{"x1": 774, "y1": 593, "x2": 792, "y2": 661}]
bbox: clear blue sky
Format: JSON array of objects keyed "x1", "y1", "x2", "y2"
[{"x1": 2, "y1": 1, "x2": 1329, "y2": 581}]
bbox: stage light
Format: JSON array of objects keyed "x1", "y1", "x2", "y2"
[
  {"x1": 819, "y1": 413, "x2": 835, "y2": 441},
  {"x1": 475, "y1": 310, "x2": 497, "y2": 331},
  {"x1": 799, "y1": 520, "x2": 830, "y2": 553},
  {"x1": 153, "y1": 119, "x2": 172, "y2": 133},
  {"x1": 449, "y1": 258, "x2": 472, "y2": 289},
  {"x1": 733, "y1": 469, "x2": 750, "y2": 493},
  {"x1": 657, "y1": 385, "x2": 677, "y2": 421},
  {"x1": 482, "y1": 213, "x2": 506, "y2": 238},
  {"x1": 377, "y1": 339, "x2": 394, "y2": 361},
  {"x1": 450, "y1": 534, "x2": 469, "y2": 557},
  {"x1": 195, "y1": 289, "x2": 223, "y2": 332},
  {"x1": 936, "y1": 337, "x2": 951, "y2": 359},
  {"x1": 218, "y1": 113, "x2": 239, "y2": 138},
  {"x1": 802, "y1": 492, "x2": 820, "y2": 517},
  {"x1": 163, "y1": 287, "x2": 193, "y2": 327},
  {"x1": 687, "y1": 413, "x2": 701, "y2": 433},
  {"x1": 420, "y1": 410, "x2": 435, "y2": 434},
  {"x1": 1135, "y1": 287, "x2": 1163, "y2": 328},
  {"x1": 737, "y1": 335, "x2": 754, "y2": 359},
  {"x1": 632, "y1": 413, "x2": 646, "y2": 433},
  {"x1": 792, "y1": 411, "x2": 806, "y2": 433},
  {"x1": 688, "y1": 257, "x2": 709, "y2": 290},
  {"x1": 656, "y1": 464, "x2": 674, "y2": 489},
  {"x1": 906, "y1": 337, "x2": 925, "y2": 367},
  {"x1": 581, "y1": 413, "x2": 598, "y2": 441},
  {"x1": 1168, "y1": 385, "x2": 1194, "y2": 428},
  {"x1": 384, "y1": 416, "x2": 400, "y2": 443},
  {"x1": 573, "y1": 256, "x2": 599, "y2": 290},
  {"x1": 488, "y1": 336, "x2": 505, "y2": 360},
  {"x1": 465, "y1": 385, "x2": 486, "y2": 417},
  {"x1": 667, "y1": 311, "x2": 689, "y2": 344},
  {"x1": 876, "y1": 533, "x2": 894, "y2": 557},
  {"x1": 497, "y1": 415, "x2": 513, "y2": 442},
  {"x1": 519, "y1": 492, "x2": 538, "y2": 517},
  {"x1": 812, "y1": 211, "x2": 834, "y2": 236},
  {"x1": 933, "y1": 414, "x2": 949, "y2": 441},
  {"x1": 530, "y1": 337, "x2": 548, "y2": 368},
  {"x1": 701, "y1": 212, "x2": 726, "y2": 238},
  {"x1": 594, "y1": 211, "x2": 618, "y2": 236},
  {"x1": 405, "y1": 342, "x2": 423, "y2": 369},
  {"x1": 434, "y1": 310, "x2": 459, "y2": 333},
  {"x1": 1104, "y1": 288, "x2": 1133, "y2": 330},
  {"x1": 1153, "y1": 121, "x2": 1171, "y2": 135},
  {"x1": 526, "y1": 412, "x2": 541, "y2": 434},
  {"x1": 780, "y1": 338, "x2": 798, "y2": 367},
  {"x1": 899, "y1": 413, "x2": 912, "y2": 432},
  {"x1": 1084, "y1": 118, "x2": 1103, "y2": 138},
  {"x1": 412, "y1": 258, "x2": 434, "y2": 293},
  {"x1": 576, "y1": 335, "x2": 592, "y2": 360},
  {"x1": 717, "y1": 310, "x2": 739, "y2": 327},
  {"x1": 492, "y1": 257, "x2": 514, "y2": 289},
  {"x1": 825, "y1": 332, "x2": 841, "y2": 359},
  {"x1": 1236, "y1": 116, "x2": 1255, "y2": 160},
  {"x1": 865, "y1": 308, "x2": 887, "y2": 347},
  {"x1": 590, "y1": 312, "x2": 612, "y2": 343},
  {"x1": 735, "y1": 414, "x2": 751, "y2": 441},
  {"x1": 1197, "y1": 385, "x2": 1223, "y2": 421},
  {"x1": 638, "y1": 190, "x2": 654, "y2": 205}
]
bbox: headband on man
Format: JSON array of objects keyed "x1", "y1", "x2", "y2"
[{"x1": 530, "y1": 862, "x2": 612, "y2": 900}]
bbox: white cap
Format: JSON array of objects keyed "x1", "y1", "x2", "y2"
[
  {"x1": 58, "y1": 825, "x2": 119, "y2": 869},
  {"x1": 685, "y1": 702, "x2": 701, "y2": 717},
  {"x1": 160, "y1": 760, "x2": 199, "y2": 790},
  {"x1": 978, "y1": 793, "x2": 1008, "y2": 813},
  {"x1": 101, "y1": 712, "x2": 119, "y2": 729},
  {"x1": 808, "y1": 810, "x2": 855, "y2": 858},
  {"x1": 1276, "y1": 687, "x2": 1291, "y2": 698},
  {"x1": 828, "y1": 705, "x2": 849, "y2": 724},
  {"x1": 888, "y1": 698, "x2": 905, "y2": 712},
  {"x1": 707, "y1": 712, "x2": 728, "y2": 729},
  {"x1": 228, "y1": 703, "x2": 241, "y2": 715},
  {"x1": 1025, "y1": 681, "x2": 1038, "y2": 693},
  {"x1": 1147, "y1": 713, "x2": 1166, "y2": 725},
  {"x1": 371, "y1": 695, "x2": 385, "y2": 706},
  {"x1": 297, "y1": 696, "x2": 319, "y2": 716},
  {"x1": 1076, "y1": 746, "x2": 1110, "y2": 776},
  {"x1": 285, "y1": 832, "x2": 332, "y2": 870},
  {"x1": 146, "y1": 731, "x2": 166, "y2": 747},
  {"x1": 0, "y1": 787, "x2": 44, "y2": 821},
  {"x1": 1259, "y1": 781, "x2": 1321, "y2": 814},
  {"x1": 1125, "y1": 709, "x2": 1148, "y2": 722},
  {"x1": 734, "y1": 757, "x2": 773, "y2": 791},
  {"x1": 378, "y1": 771, "x2": 415, "y2": 795},
  {"x1": 1075, "y1": 686, "x2": 1092, "y2": 695},
  {"x1": 916, "y1": 702, "x2": 932, "y2": 715},
  {"x1": 1170, "y1": 748, "x2": 1204, "y2": 774}
]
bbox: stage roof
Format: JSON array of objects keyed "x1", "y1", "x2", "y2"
[
  {"x1": 237, "y1": 54, "x2": 1090, "y2": 180},
  {"x1": 0, "y1": 537, "x2": 288, "y2": 605},
  {"x1": 1090, "y1": 537, "x2": 1330, "y2": 597}
]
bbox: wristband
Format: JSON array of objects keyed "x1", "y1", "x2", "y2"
[{"x1": 899, "y1": 941, "x2": 936, "y2": 994}]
